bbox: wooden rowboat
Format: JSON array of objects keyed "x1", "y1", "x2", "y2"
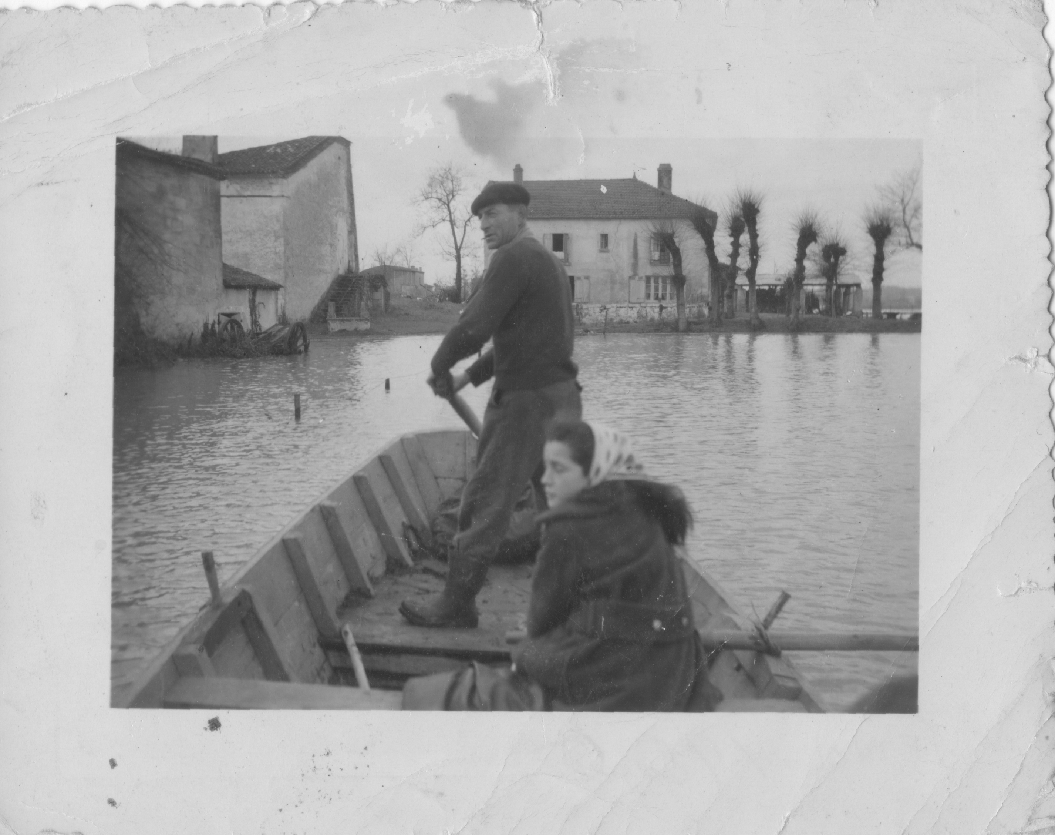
[{"x1": 118, "y1": 427, "x2": 828, "y2": 712}]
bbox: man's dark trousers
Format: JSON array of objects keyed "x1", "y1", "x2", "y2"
[{"x1": 447, "y1": 379, "x2": 582, "y2": 599}]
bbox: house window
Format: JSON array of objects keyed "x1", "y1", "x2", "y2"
[
  {"x1": 650, "y1": 235, "x2": 670, "y2": 265},
  {"x1": 645, "y1": 276, "x2": 670, "y2": 301},
  {"x1": 568, "y1": 275, "x2": 575, "y2": 300},
  {"x1": 599, "y1": 233, "x2": 609, "y2": 252},
  {"x1": 551, "y1": 233, "x2": 568, "y2": 263}
]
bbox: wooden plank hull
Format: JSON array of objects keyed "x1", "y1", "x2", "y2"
[{"x1": 118, "y1": 429, "x2": 824, "y2": 712}]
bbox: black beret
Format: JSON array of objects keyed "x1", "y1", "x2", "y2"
[{"x1": 470, "y1": 182, "x2": 531, "y2": 216}]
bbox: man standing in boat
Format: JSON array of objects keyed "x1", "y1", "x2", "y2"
[{"x1": 400, "y1": 180, "x2": 582, "y2": 629}]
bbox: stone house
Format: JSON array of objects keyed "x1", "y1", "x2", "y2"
[
  {"x1": 218, "y1": 136, "x2": 359, "y2": 323},
  {"x1": 491, "y1": 164, "x2": 716, "y2": 324},
  {"x1": 361, "y1": 264, "x2": 426, "y2": 300},
  {"x1": 114, "y1": 137, "x2": 227, "y2": 344}
]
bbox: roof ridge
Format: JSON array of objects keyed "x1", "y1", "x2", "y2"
[{"x1": 217, "y1": 136, "x2": 349, "y2": 178}]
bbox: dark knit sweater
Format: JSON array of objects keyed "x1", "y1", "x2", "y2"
[{"x1": 430, "y1": 230, "x2": 578, "y2": 391}]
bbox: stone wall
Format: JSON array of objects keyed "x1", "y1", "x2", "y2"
[
  {"x1": 283, "y1": 142, "x2": 356, "y2": 321},
  {"x1": 221, "y1": 176, "x2": 287, "y2": 318},
  {"x1": 573, "y1": 301, "x2": 709, "y2": 325},
  {"x1": 114, "y1": 149, "x2": 224, "y2": 342},
  {"x1": 221, "y1": 140, "x2": 360, "y2": 324}
]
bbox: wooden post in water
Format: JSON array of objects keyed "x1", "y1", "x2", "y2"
[
  {"x1": 201, "y1": 551, "x2": 222, "y2": 608},
  {"x1": 385, "y1": 378, "x2": 390, "y2": 392},
  {"x1": 294, "y1": 393, "x2": 301, "y2": 421}
]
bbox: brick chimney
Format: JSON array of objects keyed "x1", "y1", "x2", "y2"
[
  {"x1": 513, "y1": 164, "x2": 523, "y2": 184},
  {"x1": 657, "y1": 163, "x2": 672, "y2": 194},
  {"x1": 182, "y1": 136, "x2": 218, "y2": 164}
]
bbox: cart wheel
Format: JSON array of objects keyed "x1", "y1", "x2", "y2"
[
  {"x1": 287, "y1": 322, "x2": 309, "y2": 353},
  {"x1": 220, "y1": 318, "x2": 245, "y2": 343}
]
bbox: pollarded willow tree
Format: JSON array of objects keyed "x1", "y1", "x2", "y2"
[
  {"x1": 789, "y1": 211, "x2": 821, "y2": 330},
  {"x1": 864, "y1": 207, "x2": 895, "y2": 319},
  {"x1": 820, "y1": 237, "x2": 849, "y2": 317},
  {"x1": 725, "y1": 212, "x2": 746, "y2": 319},
  {"x1": 649, "y1": 222, "x2": 688, "y2": 332},
  {"x1": 689, "y1": 203, "x2": 723, "y2": 323},
  {"x1": 735, "y1": 190, "x2": 765, "y2": 329}
]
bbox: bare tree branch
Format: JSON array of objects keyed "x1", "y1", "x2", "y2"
[
  {"x1": 878, "y1": 162, "x2": 922, "y2": 251},
  {"x1": 416, "y1": 163, "x2": 476, "y2": 301}
]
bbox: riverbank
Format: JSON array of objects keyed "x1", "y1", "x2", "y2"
[{"x1": 329, "y1": 299, "x2": 921, "y2": 338}]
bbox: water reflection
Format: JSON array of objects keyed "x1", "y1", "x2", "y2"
[{"x1": 113, "y1": 332, "x2": 919, "y2": 709}]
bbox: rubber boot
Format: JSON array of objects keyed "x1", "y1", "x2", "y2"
[{"x1": 399, "y1": 548, "x2": 488, "y2": 628}]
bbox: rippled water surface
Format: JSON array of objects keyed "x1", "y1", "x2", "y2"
[{"x1": 113, "y1": 332, "x2": 919, "y2": 709}]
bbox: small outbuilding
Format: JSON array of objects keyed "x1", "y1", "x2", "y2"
[
  {"x1": 221, "y1": 263, "x2": 283, "y2": 333},
  {"x1": 218, "y1": 136, "x2": 360, "y2": 323},
  {"x1": 361, "y1": 264, "x2": 426, "y2": 300}
]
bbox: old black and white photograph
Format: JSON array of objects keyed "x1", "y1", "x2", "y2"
[
  {"x1": 1, "y1": 2, "x2": 1050, "y2": 832},
  {"x1": 111, "y1": 134, "x2": 922, "y2": 715}
]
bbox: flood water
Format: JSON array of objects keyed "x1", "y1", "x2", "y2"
[{"x1": 113, "y1": 332, "x2": 919, "y2": 710}]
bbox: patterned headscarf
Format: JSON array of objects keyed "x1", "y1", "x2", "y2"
[{"x1": 586, "y1": 422, "x2": 649, "y2": 486}]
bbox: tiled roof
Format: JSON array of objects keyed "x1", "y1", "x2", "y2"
[
  {"x1": 217, "y1": 136, "x2": 349, "y2": 178},
  {"x1": 116, "y1": 139, "x2": 226, "y2": 180},
  {"x1": 222, "y1": 263, "x2": 283, "y2": 290},
  {"x1": 497, "y1": 177, "x2": 714, "y2": 223}
]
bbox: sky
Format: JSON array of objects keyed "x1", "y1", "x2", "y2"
[
  {"x1": 136, "y1": 20, "x2": 923, "y2": 292},
  {"x1": 215, "y1": 131, "x2": 923, "y2": 290}
]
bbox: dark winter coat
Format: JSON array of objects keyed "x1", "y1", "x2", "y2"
[{"x1": 511, "y1": 481, "x2": 701, "y2": 711}]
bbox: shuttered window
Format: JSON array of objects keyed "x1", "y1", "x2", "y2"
[{"x1": 546, "y1": 232, "x2": 571, "y2": 264}]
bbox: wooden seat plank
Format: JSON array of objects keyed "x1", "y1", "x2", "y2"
[{"x1": 163, "y1": 677, "x2": 402, "y2": 710}]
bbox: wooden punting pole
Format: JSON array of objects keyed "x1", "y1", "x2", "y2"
[
  {"x1": 448, "y1": 394, "x2": 482, "y2": 438},
  {"x1": 341, "y1": 623, "x2": 371, "y2": 691}
]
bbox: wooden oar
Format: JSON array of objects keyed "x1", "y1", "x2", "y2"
[
  {"x1": 699, "y1": 630, "x2": 918, "y2": 653},
  {"x1": 447, "y1": 393, "x2": 482, "y2": 438},
  {"x1": 504, "y1": 629, "x2": 918, "y2": 652}
]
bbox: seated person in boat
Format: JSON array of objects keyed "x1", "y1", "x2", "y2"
[
  {"x1": 405, "y1": 420, "x2": 710, "y2": 711},
  {"x1": 400, "y1": 180, "x2": 581, "y2": 630}
]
